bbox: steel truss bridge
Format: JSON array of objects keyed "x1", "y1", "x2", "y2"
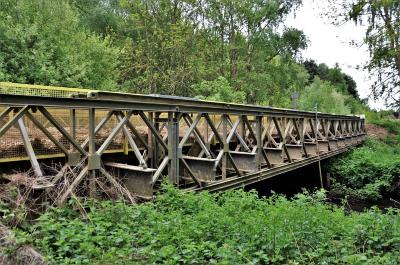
[{"x1": 0, "y1": 82, "x2": 366, "y2": 201}]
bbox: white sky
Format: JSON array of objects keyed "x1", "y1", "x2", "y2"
[{"x1": 286, "y1": 0, "x2": 385, "y2": 110}]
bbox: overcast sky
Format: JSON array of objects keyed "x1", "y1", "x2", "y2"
[{"x1": 286, "y1": 0, "x2": 385, "y2": 110}]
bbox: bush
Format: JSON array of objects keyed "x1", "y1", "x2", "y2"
[
  {"x1": 10, "y1": 185, "x2": 400, "y2": 264},
  {"x1": 329, "y1": 138, "x2": 400, "y2": 200}
]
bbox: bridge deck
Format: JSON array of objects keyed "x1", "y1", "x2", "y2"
[{"x1": 0, "y1": 82, "x2": 366, "y2": 199}]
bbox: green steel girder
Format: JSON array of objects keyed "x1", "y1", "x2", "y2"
[{"x1": 0, "y1": 83, "x2": 367, "y2": 199}]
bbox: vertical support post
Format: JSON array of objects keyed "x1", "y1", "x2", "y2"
[
  {"x1": 88, "y1": 108, "x2": 96, "y2": 159},
  {"x1": 70, "y1": 109, "x2": 76, "y2": 140},
  {"x1": 148, "y1": 112, "x2": 154, "y2": 167},
  {"x1": 123, "y1": 111, "x2": 129, "y2": 155},
  {"x1": 314, "y1": 107, "x2": 324, "y2": 189},
  {"x1": 68, "y1": 109, "x2": 80, "y2": 165},
  {"x1": 256, "y1": 115, "x2": 262, "y2": 170},
  {"x1": 154, "y1": 112, "x2": 160, "y2": 167},
  {"x1": 168, "y1": 112, "x2": 179, "y2": 185},
  {"x1": 205, "y1": 116, "x2": 210, "y2": 152},
  {"x1": 88, "y1": 108, "x2": 98, "y2": 198},
  {"x1": 239, "y1": 115, "x2": 245, "y2": 151},
  {"x1": 299, "y1": 118, "x2": 308, "y2": 157},
  {"x1": 17, "y1": 118, "x2": 43, "y2": 177},
  {"x1": 221, "y1": 114, "x2": 228, "y2": 180}
]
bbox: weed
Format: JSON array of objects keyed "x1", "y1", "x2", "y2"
[
  {"x1": 11, "y1": 185, "x2": 400, "y2": 264},
  {"x1": 329, "y1": 137, "x2": 400, "y2": 200}
]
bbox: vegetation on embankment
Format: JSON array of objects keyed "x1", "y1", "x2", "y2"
[
  {"x1": 6, "y1": 185, "x2": 400, "y2": 264},
  {"x1": 329, "y1": 119, "x2": 400, "y2": 201}
]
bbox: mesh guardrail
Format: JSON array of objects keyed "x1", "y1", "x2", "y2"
[{"x1": 0, "y1": 82, "x2": 95, "y2": 98}]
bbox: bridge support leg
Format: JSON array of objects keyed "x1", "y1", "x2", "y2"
[
  {"x1": 17, "y1": 118, "x2": 43, "y2": 177},
  {"x1": 256, "y1": 116, "x2": 262, "y2": 170},
  {"x1": 68, "y1": 108, "x2": 80, "y2": 166},
  {"x1": 88, "y1": 108, "x2": 99, "y2": 198},
  {"x1": 221, "y1": 114, "x2": 228, "y2": 179},
  {"x1": 168, "y1": 112, "x2": 180, "y2": 185}
]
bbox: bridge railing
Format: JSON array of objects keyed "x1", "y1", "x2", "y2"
[{"x1": 0, "y1": 82, "x2": 366, "y2": 200}]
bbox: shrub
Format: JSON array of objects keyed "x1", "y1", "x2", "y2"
[
  {"x1": 329, "y1": 138, "x2": 400, "y2": 200},
  {"x1": 10, "y1": 185, "x2": 400, "y2": 264}
]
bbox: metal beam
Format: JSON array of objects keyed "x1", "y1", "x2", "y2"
[
  {"x1": 39, "y1": 107, "x2": 87, "y2": 156},
  {"x1": 17, "y1": 118, "x2": 43, "y2": 177},
  {"x1": 0, "y1": 93, "x2": 361, "y2": 120},
  {"x1": 0, "y1": 106, "x2": 29, "y2": 138}
]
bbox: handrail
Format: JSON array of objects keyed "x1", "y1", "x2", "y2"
[{"x1": 0, "y1": 82, "x2": 363, "y2": 120}]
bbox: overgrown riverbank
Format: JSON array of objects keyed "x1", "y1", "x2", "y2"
[
  {"x1": 6, "y1": 186, "x2": 400, "y2": 264},
  {"x1": 328, "y1": 120, "x2": 400, "y2": 202},
  {"x1": 2, "y1": 121, "x2": 399, "y2": 264}
]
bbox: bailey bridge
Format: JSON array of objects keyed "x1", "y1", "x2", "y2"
[{"x1": 0, "y1": 82, "x2": 366, "y2": 201}]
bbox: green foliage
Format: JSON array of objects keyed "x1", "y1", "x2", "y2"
[
  {"x1": 330, "y1": 138, "x2": 400, "y2": 200},
  {"x1": 371, "y1": 119, "x2": 400, "y2": 135},
  {"x1": 192, "y1": 76, "x2": 245, "y2": 103},
  {"x1": 330, "y1": 0, "x2": 400, "y2": 107},
  {"x1": 0, "y1": 0, "x2": 117, "y2": 89},
  {"x1": 116, "y1": 0, "x2": 308, "y2": 103},
  {"x1": 11, "y1": 186, "x2": 400, "y2": 264},
  {"x1": 98, "y1": 0, "x2": 314, "y2": 106},
  {"x1": 303, "y1": 60, "x2": 360, "y2": 100},
  {"x1": 299, "y1": 77, "x2": 351, "y2": 114},
  {"x1": 0, "y1": 0, "x2": 374, "y2": 113},
  {"x1": 0, "y1": 0, "x2": 368, "y2": 111}
]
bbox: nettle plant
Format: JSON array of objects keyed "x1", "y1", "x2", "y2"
[
  {"x1": 329, "y1": 138, "x2": 400, "y2": 200},
  {"x1": 9, "y1": 184, "x2": 400, "y2": 264}
]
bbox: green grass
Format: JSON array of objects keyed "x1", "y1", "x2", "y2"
[{"x1": 8, "y1": 186, "x2": 400, "y2": 264}]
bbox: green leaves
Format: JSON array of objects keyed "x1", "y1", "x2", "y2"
[
  {"x1": 299, "y1": 77, "x2": 351, "y2": 114},
  {"x1": 0, "y1": 0, "x2": 117, "y2": 89},
  {"x1": 192, "y1": 76, "x2": 245, "y2": 103},
  {"x1": 329, "y1": 137, "x2": 400, "y2": 200},
  {"x1": 342, "y1": 0, "x2": 400, "y2": 107},
  {"x1": 11, "y1": 186, "x2": 400, "y2": 264}
]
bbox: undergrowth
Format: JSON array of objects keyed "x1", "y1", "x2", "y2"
[
  {"x1": 370, "y1": 119, "x2": 400, "y2": 135},
  {"x1": 8, "y1": 186, "x2": 400, "y2": 264},
  {"x1": 329, "y1": 136, "x2": 400, "y2": 200}
]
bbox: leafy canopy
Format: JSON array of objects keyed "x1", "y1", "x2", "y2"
[
  {"x1": 328, "y1": 0, "x2": 400, "y2": 108},
  {"x1": 0, "y1": 0, "x2": 117, "y2": 89}
]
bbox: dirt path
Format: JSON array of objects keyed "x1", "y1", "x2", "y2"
[{"x1": 365, "y1": 123, "x2": 394, "y2": 139}]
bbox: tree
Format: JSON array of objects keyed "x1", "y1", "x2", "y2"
[
  {"x1": 303, "y1": 60, "x2": 360, "y2": 100},
  {"x1": 192, "y1": 76, "x2": 245, "y2": 103},
  {"x1": 299, "y1": 77, "x2": 351, "y2": 114},
  {"x1": 303, "y1": 59, "x2": 319, "y2": 84},
  {"x1": 328, "y1": 0, "x2": 400, "y2": 107},
  {"x1": 117, "y1": 0, "x2": 203, "y2": 95},
  {"x1": 343, "y1": 74, "x2": 359, "y2": 100},
  {"x1": 71, "y1": 0, "x2": 128, "y2": 38},
  {"x1": 0, "y1": 0, "x2": 117, "y2": 89},
  {"x1": 117, "y1": 0, "x2": 307, "y2": 104}
]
